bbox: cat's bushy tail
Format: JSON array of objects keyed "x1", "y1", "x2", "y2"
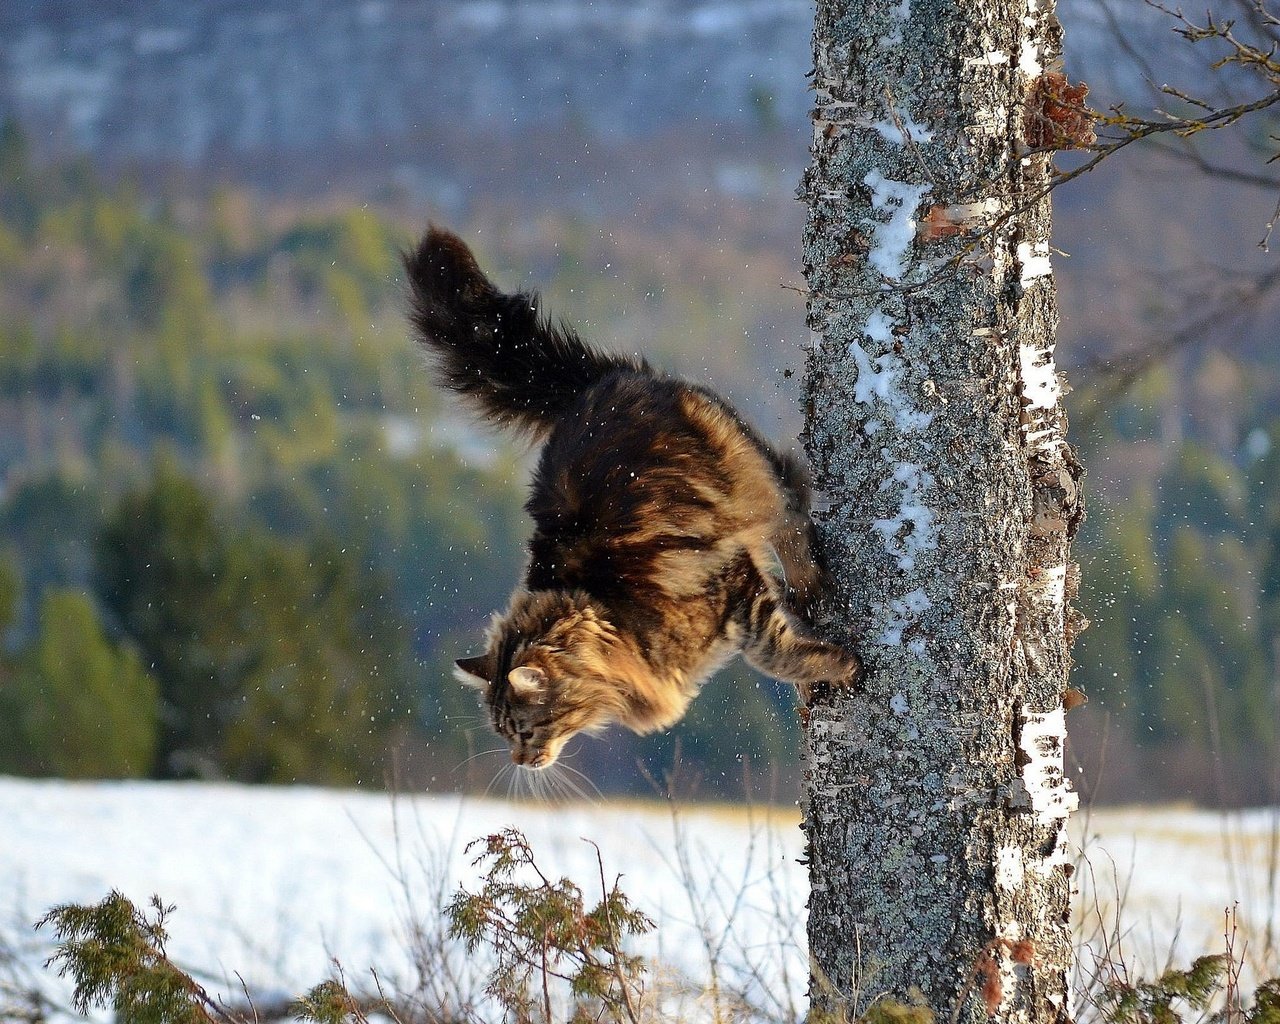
[{"x1": 403, "y1": 226, "x2": 645, "y2": 436}]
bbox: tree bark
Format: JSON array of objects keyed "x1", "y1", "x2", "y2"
[{"x1": 800, "y1": 2, "x2": 1084, "y2": 1022}]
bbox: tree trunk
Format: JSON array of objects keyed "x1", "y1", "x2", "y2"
[{"x1": 800, "y1": 2, "x2": 1084, "y2": 1022}]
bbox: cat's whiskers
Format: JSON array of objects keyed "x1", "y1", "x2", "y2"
[
  {"x1": 547, "y1": 747, "x2": 606, "y2": 803},
  {"x1": 508, "y1": 764, "x2": 560, "y2": 805},
  {"x1": 549, "y1": 759, "x2": 602, "y2": 803},
  {"x1": 545, "y1": 770, "x2": 567, "y2": 805},
  {"x1": 550, "y1": 770, "x2": 570, "y2": 804},
  {"x1": 523, "y1": 766, "x2": 547, "y2": 804},
  {"x1": 509, "y1": 765, "x2": 527, "y2": 802},
  {"x1": 503, "y1": 761, "x2": 587, "y2": 806},
  {"x1": 484, "y1": 762, "x2": 514, "y2": 800},
  {"x1": 453, "y1": 745, "x2": 507, "y2": 772}
]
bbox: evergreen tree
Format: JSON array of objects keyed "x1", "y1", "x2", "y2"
[
  {"x1": 0, "y1": 473, "x2": 105, "y2": 635},
  {"x1": 0, "y1": 553, "x2": 18, "y2": 635},
  {"x1": 0, "y1": 588, "x2": 158, "y2": 778},
  {"x1": 96, "y1": 461, "x2": 414, "y2": 782},
  {"x1": 0, "y1": 119, "x2": 39, "y2": 239},
  {"x1": 95, "y1": 460, "x2": 240, "y2": 776},
  {"x1": 217, "y1": 536, "x2": 415, "y2": 785}
]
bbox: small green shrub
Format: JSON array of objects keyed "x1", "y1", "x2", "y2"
[
  {"x1": 27, "y1": 842, "x2": 1280, "y2": 1024},
  {"x1": 39, "y1": 893, "x2": 218, "y2": 1024},
  {"x1": 446, "y1": 828, "x2": 653, "y2": 1024}
]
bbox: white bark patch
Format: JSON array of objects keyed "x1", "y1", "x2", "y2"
[
  {"x1": 1034, "y1": 819, "x2": 1075, "y2": 878},
  {"x1": 873, "y1": 461, "x2": 939, "y2": 571},
  {"x1": 1018, "y1": 38, "x2": 1042, "y2": 76},
  {"x1": 863, "y1": 170, "x2": 931, "y2": 279},
  {"x1": 1011, "y1": 707, "x2": 1078, "y2": 824},
  {"x1": 1019, "y1": 343, "x2": 1061, "y2": 411},
  {"x1": 944, "y1": 198, "x2": 1001, "y2": 225},
  {"x1": 1034, "y1": 563, "x2": 1067, "y2": 605},
  {"x1": 878, "y1": 587, "x2": 931, "y2": 646},
  {"x1": 811, "y1": 90, "x2": 858, "y2": 145},
  {"x1": 889, "y1": 693, "x2": 910, "y2": 716},
  {"x1": 995, "y1": 845, "x2": 1025, "y2": 890},
  {"x1": 968, "y1": 50, "x2": 1009, "y2": 65},
  {"x1": 969, "y1": 103, "x2": 1009, "y2": 137},
  {"x1": 1016, "y1": 240, "x2": 1052, "y2": 286}
]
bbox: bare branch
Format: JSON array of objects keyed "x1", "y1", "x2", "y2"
[
  {"x1": 1144, "y1": 137, "x2": 1280, "y2": 189},
  {"x1": 1263, "y1": 193, "x2": 1280, "y2": 249},
  {"x1": 1073, "y1": 261, "x2": 1280, "y2": 429}
]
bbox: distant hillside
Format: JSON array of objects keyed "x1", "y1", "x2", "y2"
[
  {"x1": 0, "y1": 0, "x2": 1175, "y2": 173},
  {"x1": 0, "y1": 0, "x2": 811, "y2": 161}
]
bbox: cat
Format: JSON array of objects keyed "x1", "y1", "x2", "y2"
[{"x1": 403, "y1": 227, "x2": 861, "y2": 770}]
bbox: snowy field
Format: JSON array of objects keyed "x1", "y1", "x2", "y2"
[{"x1": 2, "y1": 778, "x2": 1278, "y2": 1014}]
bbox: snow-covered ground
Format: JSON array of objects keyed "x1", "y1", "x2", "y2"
[{"x1": 2, "y1": 778, "x2": 1277, "y2": 1015}]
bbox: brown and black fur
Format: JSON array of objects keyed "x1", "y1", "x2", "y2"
[{"x1": 404, "y1": 227, "x2": 861, "y2": 769}]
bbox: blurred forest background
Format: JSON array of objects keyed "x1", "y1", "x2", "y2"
[{"x1": 0, "y1": 0, "x2": 1277, "y2": 804}]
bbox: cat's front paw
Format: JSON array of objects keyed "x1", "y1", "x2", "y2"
[
  {"x1": 799, "y1": 648, "x2": 863, "y2": 705},
  {"x1": 837, "y1": 647, "x2": 863, "y2": 685},
  {"x1": 823, "y1": 645, "x2": 862, "y2": 688}
]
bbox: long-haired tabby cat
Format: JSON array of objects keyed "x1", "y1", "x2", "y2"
[{"x1": 404, "y1": 227, "x2": 860, "y2": 770}]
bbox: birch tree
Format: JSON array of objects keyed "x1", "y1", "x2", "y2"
[{"x1": 800, "y1": 2, "x2": 1085, "y2": 1021}]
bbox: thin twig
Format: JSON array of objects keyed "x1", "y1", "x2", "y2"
[{"x1": 588, "y1": 841, "x2": 643, "y2": 1024}]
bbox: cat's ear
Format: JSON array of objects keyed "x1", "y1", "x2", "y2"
[
  {"x1": 454, "y1": 654, "x2": 493, "y2": 690},
  {"x1": 507, "y1": 666, "x2": 547, "y2": 702}
]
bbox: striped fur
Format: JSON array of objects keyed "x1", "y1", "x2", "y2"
[{"x1": 409, "y1": 227, "x2": 860, "y2": 770}]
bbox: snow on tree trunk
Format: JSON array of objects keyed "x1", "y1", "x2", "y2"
[{"x1": 799, "y1": 1, "x2": 1084, "y2": 1022}]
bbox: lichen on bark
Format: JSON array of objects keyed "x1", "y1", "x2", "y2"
[{"x1": 799, "y1": 2, "x2": 1083, "y2": 1022}]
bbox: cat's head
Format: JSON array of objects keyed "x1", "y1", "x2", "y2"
[{"x1": 453, "y1": 592, "x2": 627, "y2": 769}]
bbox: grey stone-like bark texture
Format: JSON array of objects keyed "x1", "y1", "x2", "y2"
[{"x1": 799, "y1": 2, "x2": 1085, "y2": 1022}]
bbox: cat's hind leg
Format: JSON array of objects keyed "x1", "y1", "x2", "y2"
[
  {"x1": 766, "y1": 451, "x2": 833, "y2": 624},
  {"x1": 769, "y1": 515, "x2": 829, "y2": 624},
  {"x1": 739, "y1": 577, "x2": 861, "y2": 701}
]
